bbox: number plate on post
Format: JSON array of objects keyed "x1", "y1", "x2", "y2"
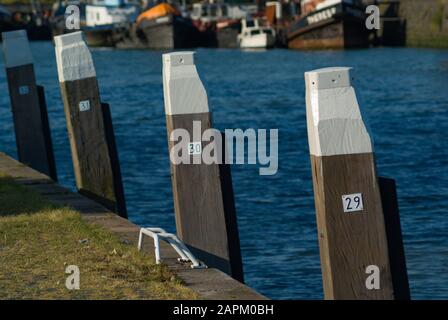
[
  {"x1": 79, "y1": 100, "x2": 91, "y2": 112},
  {"x1": 188, "y1": 142, "x2": 202, "y2": 155},
  {"x1": 342, "y1": 193, "x2": 364, "y2": 213},
  {"x1": 19, "y1": 86, "x2": 29, "y2": 95}
]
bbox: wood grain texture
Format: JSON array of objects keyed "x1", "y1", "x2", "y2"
[
  {"x1": 6, "y1": 64, "x2": 56, "y2": 180},
  {"x1": 166, "y1": 112, "x2": 244, "y2": 282},
  {"x1": 310, "y1": 153, "x2": 394, "y2": 299},
  {"x1": 59, "y1": 77, "x2": 127, "y2": 218}
]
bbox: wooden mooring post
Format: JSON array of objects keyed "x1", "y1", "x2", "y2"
[
  {"x1": 162, "y1": 52, "x2": 244, "y2": 282},
  {"x1": 54, "y1": 31, "x2": 127, "y2": 219},
  {"x1": 1, "y1": 30, "x2": 57, "y2": 181},
  {"x1": 305, "y1": 67, "x2": 409, "y2": 299}
]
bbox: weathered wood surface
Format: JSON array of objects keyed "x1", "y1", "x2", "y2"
[
  {"x1": 2, "y1": 30, "x2": 57, "y2": 180},
  {"x1": 54, "y1": 31, "x2": 127, "y2": 218},
  {"x1": 0, "y1": 152, "x2": 265, "y2": 300},
  {"x1": 166, "y1": 113, "x2": 232, "y2": 270},
  {"x1": 305, "y1": 67, "x2": 396, "y2": 299},
  {"x1": 310, "y1": 154, "x2": 394, "y2": 299},
  {"x1": 163, "y1": 52, "x2": 244, "y2": 282}
]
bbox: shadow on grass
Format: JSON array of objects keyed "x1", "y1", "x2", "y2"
[{"x1": 0, "y1": 176, "x2": 55, "y2": 216}]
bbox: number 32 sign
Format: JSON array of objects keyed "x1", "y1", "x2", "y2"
[{"x1": 342, "y1": 193, "x2": 364, "y2": 213}]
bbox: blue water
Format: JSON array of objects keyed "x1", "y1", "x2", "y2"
[{"x1": 1, "y1": 43, "x2": 447, "y2": 299}]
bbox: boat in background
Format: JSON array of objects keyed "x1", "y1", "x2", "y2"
[
  {"x1": 0, "y1": 5, "x2": 15, "y2": 38},
  {"x1": 191, "y1": 1, "x2": 248, "y2": 48},
  {"x1": 136, "y1": 3, "x2": 200, "y2": 49},
  {"x1": 1, "y1": 2, "x2": 52, "y2": 40},
  {"x1": 50, "y1": 0, "x2": 86, "y2": 36},
  {"x1": 238, "y1": 18, "x2": 276, "y2": 49},
  {"x1": 83, "y1": 0, "x2": 139, "y2": 47},
  {"x1": 287, "y1": 0, "x2": 370, "y2": 49},
  {"x1": 264, "y1": 1, "x2": 297, "y2": 47}
]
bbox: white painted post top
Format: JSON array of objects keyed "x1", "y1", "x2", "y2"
[
  {"x1": 54, "y1": 31, "x2": 96, "y2": 83},
  {"x1": 306, "y1": 67, "x2": 352, "y2": 90},
  {"x1": 162, "y1": 51, "x2": 209, "y2": 116},
  {"x1": 305, "y1": 67, "x2": 373, "y2": 157},
  {"x1": 1, "y1": 30, "x2": 33, "y2": 68}
]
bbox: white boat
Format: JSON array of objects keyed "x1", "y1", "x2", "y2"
[
  {"x1": 86, "y1": 1, "x2": 138, "y2": 27},
  {"x1": 83, "y1": 0, "x2": 139, "y2": 47},
  {"x1": 237, "y1": 18, "x2": 275, "y2": 49}
]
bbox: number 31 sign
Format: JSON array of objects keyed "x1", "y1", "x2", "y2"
[{"x1": 342, "y1": 193, "x2": 364, "y2": 213}]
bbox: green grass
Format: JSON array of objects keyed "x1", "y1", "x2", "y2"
[
  {"x1": 407, "y1": 34, "x2": 448, "y2": 49},
  {"x1": 0, "y1": 174, "x2": 197, "y2": 299},
  {"x1": 431, "y1": 3, "x2": 445, "y2": 31}
]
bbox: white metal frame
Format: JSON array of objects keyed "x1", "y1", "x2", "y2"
[{"x1": 138, "y1": 227, "x2": 207, "y2": 269}]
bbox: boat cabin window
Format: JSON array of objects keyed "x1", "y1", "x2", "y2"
[
  {"x1": 221, "y1": 5, "x2": 228, "y2": 17},
  {"x1": 192, "y1": 6, "x2": 201, "y2": 17},
  {"x1": 210, "y1": 5, "x2": 217, "y2": 17},
  {"x1": 263, "y1": 29, "x2": 273, "y2": 35},
  {"x1": 250, "y1": 30, "x2": 261, "y2": 35},
  {"x1": 246, "y1": 20, "x2": 255, "y2": 28}
]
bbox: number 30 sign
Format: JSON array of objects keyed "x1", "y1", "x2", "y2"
[
  {"x1": 188, "y1": 142, "x2": 202, "y2": 155},
  {"x1": 342, "y1": 193, "x2": 364, "y2": 213}
]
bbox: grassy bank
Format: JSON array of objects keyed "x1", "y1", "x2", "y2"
[
  {"x1": 0, "y1": 174, "x2": 196, "y2": 299},
  {"x1": 399, "y1": 0, "x2": 448, "y2": 48}
]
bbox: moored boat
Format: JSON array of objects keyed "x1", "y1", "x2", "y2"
[
  {"x1": 1, "y1": 3, "x2": 52, "y2": 40},
  {"x1": 136, "y1": 3, "x2": 200, "y2": 49},
  {"x1": 191, "y1": 1, "x2": 247, "y2": 48},
  {"x1": 50, "y1": 0, "x2": 85, "y2": 36},
  {"x1": 287, "y1": 0, "x2": 370, "y2": 49},
  {"x1": 83, "y1": 0, "x2": 139, "y2": 47},
  {"x1": 238, "y1": 17, "x2": 276, "y2": 49},
  {"x1": 0, "y1": 5, "x2": 15, "y2": 38}
]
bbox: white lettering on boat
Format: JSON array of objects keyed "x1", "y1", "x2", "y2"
[{"x1": 307, "y1": 7, "x2": 337, "y2": 25}]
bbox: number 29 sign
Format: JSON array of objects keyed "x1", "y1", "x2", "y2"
[{"x1": 342, "y1": 193, "x2": 364, "y2": 213}]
